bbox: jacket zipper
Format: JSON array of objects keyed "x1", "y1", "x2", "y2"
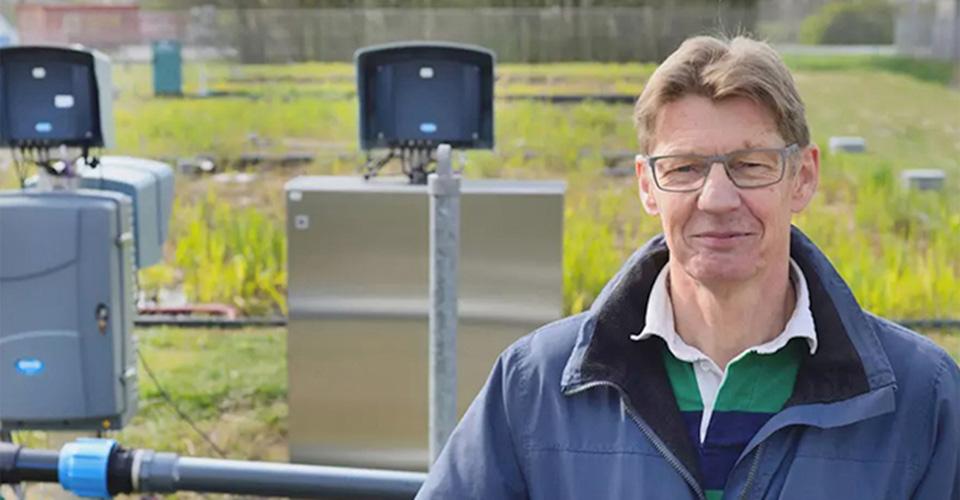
[
  {"x1": 737, "y1": 441, "x2": 766, "y2": 500},
  {"x1": 565, "y1": 380, "x2": 707, "y2": 500}
]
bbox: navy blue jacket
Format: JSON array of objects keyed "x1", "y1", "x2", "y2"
[{"x1": 417, "y1": 228, "x2": 960, "y2": 499}]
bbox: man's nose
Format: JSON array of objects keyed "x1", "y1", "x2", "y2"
[{"x1": 697, "y1": 162, "x2": 741, "y2": 213}]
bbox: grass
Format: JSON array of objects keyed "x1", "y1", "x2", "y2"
[
  {"x1": 115, "y1": 95, "x2": 357, "y2": 160},
  {"x1": 122, "y1": 327, "x2": 288, "y2": 458},
  {"x1": 782, "y1": 53, "x2": 958, "y2": 86}
]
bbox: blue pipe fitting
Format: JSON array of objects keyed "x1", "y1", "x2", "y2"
[{"x1": 58, "y1": 438, "x2": 116, "y2": 498}]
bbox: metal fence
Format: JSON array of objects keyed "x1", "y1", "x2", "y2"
[
  {"x1": 8, "y1": 3, "x2": 959, "y2": 63},
  {"x1": 149, "y1": 6, "x2": 762, "y2": 63}
]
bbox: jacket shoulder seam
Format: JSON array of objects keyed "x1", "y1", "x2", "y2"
[
  {"x1": 913, "y1": 333, "x2": 954, "y2": 478},
  {"x1": 508, "y1": 313, "x2": 586, "y2": 455},
  {"x1": 506, "y1": 331, "x2": 535, "y2": 467}
]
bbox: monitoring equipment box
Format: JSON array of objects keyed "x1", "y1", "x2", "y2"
[
  {"x1": 285, "y1": 176, "x2": 564, "y2": 470},
  {"x1": 0, "y1": 45, "x2": 114, "y2": 149},
  {"x1": 356, "y1": 42, "x2": 494, "y2": 151},
  {"x1": 24, "y1": 157, "x2": 175, "y2": 269},
  {"x1": 0, "y1": 190, "x2": 137, "y2": 430},
  {"x1": 79, "y1": 156, "x2": 175, "y2": 268}
]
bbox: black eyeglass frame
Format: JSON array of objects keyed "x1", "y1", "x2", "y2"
[{"x1": 640, "y1": 143, "x2": 802, "y2": 192}]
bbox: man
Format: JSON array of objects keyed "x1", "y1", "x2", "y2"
[{"x1": 416, "y1": 35, "x2": 960, "y2": 499}]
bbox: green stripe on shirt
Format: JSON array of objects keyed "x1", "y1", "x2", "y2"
[
  {"x1": 662, "y1": 348, "x2": 702, "y2": 412},
  {"x1": 713, "y1": 339, "x2": 804, "y2": 413}
]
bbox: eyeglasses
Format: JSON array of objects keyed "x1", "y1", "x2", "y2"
[{"x1": 640, "y1": 144, "x2": 800, "y2": 192}]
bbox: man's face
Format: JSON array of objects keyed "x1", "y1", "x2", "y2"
[{"x1": 636, "y1": 95, "x2": 820, "y2": 286}]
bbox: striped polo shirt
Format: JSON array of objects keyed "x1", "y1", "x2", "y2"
[{"x1": 631, "y1": 260, "x2": 817, "y2": 498}]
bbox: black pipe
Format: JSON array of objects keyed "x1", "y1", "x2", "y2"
[
  {"x1": 0, "y1": 444, "x2": 59, "y2": 483},
  {"x1": 169, "y1": 457, "x2": 423, "y2": 499},
  {"x1": 3, "y1": 441, "x2": 425, "y2": 498},
  {"x1": 134, "y1": 315, "x2": 960, "y2": 331},
  {"x1": 14, "y1": 448, "x2": 60, "y2": 482}
]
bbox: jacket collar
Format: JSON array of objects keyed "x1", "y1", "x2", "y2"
[
  {"x1": 634, "y1": 258, "x2": 818, "y2": 361},
  {"x1": 560, "y1": 226, "x2": 896, "y2": 481}
]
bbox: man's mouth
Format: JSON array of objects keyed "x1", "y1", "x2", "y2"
[
  {"x1": 691, "y1": 231, "x2": 756, "y2": 248},
  {"x1": 694, "y1": 231, "x2": 754, "y2": 239}
]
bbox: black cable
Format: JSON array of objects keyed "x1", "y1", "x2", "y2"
[
  {"x1": 400, "y1": 148, "x2": 409, "y2": 176},
  {"x1": 136, "y1": 350, "x2": 228, "y2": 458},
  {"x1": 362, "y1": 149, "x2": 397, "y2": 180},
  {"x1": 11, "y1": 148, "x2": 26, "y2": 188},
  {"x1": 91, "y1": 149, "x2": 105, "y2": 190}
]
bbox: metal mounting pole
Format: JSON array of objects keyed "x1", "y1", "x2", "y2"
[{"x1": 427, "y1": 144, "x2": 460, "y2": 464}]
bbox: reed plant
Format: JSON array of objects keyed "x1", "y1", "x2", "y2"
[{"x1": 152, "y1": 189, "x2": 287, "y2": 316}]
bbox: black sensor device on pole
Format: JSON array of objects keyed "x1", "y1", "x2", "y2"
[
  {"x1": 355, "y1": 42, "x2": 494, "y2": 183},
  {"x1": 0, "y1": 46, "x2": 113, "y2": 149}
]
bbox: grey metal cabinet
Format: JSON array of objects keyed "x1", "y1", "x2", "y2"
[{"x1": 285, "y1": 175, "x2": 564, "y2": 470}]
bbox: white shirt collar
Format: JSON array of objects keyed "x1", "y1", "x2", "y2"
[{"x1": 630, "y1": 259, "x2": 818, "y2": 364}]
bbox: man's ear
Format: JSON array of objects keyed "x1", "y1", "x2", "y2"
[
  {"x1": 790, "y1": 144, "x2": 820, "y2": 213},
  {"x1": 636, "y1": 155, "x2": 660, "y2": 215}
]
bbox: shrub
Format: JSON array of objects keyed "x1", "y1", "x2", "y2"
[
  {"x1": 799, "y1": 1, "x2": 895, "y2": 45},
  {"x1": 172, "y1": 190, "x2": 287, "y2": 316}
]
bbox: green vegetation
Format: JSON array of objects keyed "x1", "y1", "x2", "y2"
[
  {"x1": 172, "y1": 190, "x2": 287, "y2": 315},
  {"x1": 126, "y1": 56, "x2": 959, "y2": 322},
  {"x1": 782, "y1": 54, "x2": 958, "y2": 86},
  {"x1": 122, "y1": 327, "x2": 287, "y2": 457},
  {"x1": 798, "y1": 0, "x2": 896, "y2": 45},
  {"x1": 789, "y1": 158, "x2": 957, "y2": 319}
]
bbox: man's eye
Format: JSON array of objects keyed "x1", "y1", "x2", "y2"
[
  {"x1": 664, "y1": 163, "x2": 702, "y2": 174},
  {"x1": 735, "y1": 162, "x2": 772, "y2": 169}
]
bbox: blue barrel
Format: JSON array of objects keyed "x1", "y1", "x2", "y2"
[{"x1": 152, "y1": 39, "x2": 182, "y2": 96}]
